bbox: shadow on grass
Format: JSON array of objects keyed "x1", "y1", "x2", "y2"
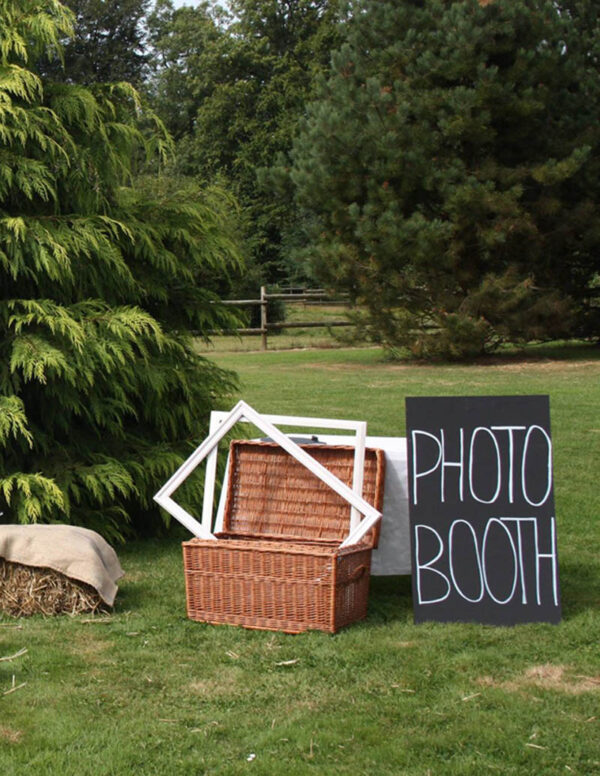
[
  {"x1": 557, "y1": 559, "x2": 600, "y2": 620},
  {"x1": 112, "y1": 536, "x2": 185, "y2": 615},
  {"x1": 481, "y1": 340, "x2": 600, "y2": 364},
  {"x1": 380, "y1": 339, "x2": 600, "y2": 367},
  {"x1": 367, "y1": 574, "x2": 414, "y2": 625},
  {"x1": 465, "y1": 340, "x2": 599, "y2": 366},
  {"x1": 114, "y1": 578, "x2": 150, "y2": 613}
]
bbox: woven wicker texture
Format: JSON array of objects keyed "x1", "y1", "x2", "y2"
[
  {"x1": 222, "y1": 441, "x2": 385, "y2": 544},
  {"x1": 183, "y1": 541, "x2": 372, "y2": 633},
  {"x1": 182, "y1": 441, "x2": 385, "y2": 633}
]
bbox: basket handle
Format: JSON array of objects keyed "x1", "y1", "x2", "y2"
[{"x1": 346, "y1": 564, "x2": 368, "y2": 584}]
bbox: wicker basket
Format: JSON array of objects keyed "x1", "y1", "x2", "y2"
[{"x1": 182, "y1": 441, "x2": 385, "y2": 633}]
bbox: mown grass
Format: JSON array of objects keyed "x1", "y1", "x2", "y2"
[{"x1": 1, "y1": 344, "x2": 599, "y2": 775}]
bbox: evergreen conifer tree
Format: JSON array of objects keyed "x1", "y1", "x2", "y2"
[
  {"x1": 149, "y1": 0, "x2": 342, "y2": 286},
  {"x1": 0, "y1": 0, "x2": 242, "y2": 540},
  {"x1": 290, "y1": 0, "x2": 600, "y2": 358},
  {"x1": 37, "y1": 0, "x2": 151, "y2": 86}
]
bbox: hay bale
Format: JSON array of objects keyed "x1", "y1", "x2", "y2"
[{"x1": 0, "y1": 559, "x2": 109, "y2": 617}]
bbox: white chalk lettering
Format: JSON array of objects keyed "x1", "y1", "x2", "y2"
[
  {"x1": 414, "y1": 516, "x2": 558, "y2": 608},
  {"x1": 469, "y1": 427, "x2": 502, "y2": 504},
  {"x1": 414, "y1": 524, "x2": 450, "y2": 604},
  {"x1": 521, "y1": 425, "x2": 553, "y2": 507},
  {"x1": 481, "y1": 518, "x2": 518, "y2": 605},
  {"x1": 411, "y1": 430, "x2": 442, "y2": 505},
  {"x1": 534, "y1": 516, "x2": 559, "y2": 606},
  {"x1": 490, "y1": 426, "x2": 526, "y2": 503},
  {"x1": 411, "y1": 424, "x2": 551, "y2": 506},
  {"x1": 500, "y1": 517, "x2": 537, "y2": 604},
  {"x1": 440, "y1": 427, "x2": 464, "y2": 503},
  {"x1": 448, "y1": 520, "x2": 484, "y2": 602}
]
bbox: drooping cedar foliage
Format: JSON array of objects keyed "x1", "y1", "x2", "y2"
[{"x1": 0, "y1": 0, "x2": 242, "y2": 540}]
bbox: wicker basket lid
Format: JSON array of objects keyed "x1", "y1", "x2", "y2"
[{"x1": 221, "y1": 440, "x2": 385, "y2": 544}]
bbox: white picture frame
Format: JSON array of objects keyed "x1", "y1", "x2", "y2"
[{"x1": 153, "y1": 400, "x2": 381, "y2": 547}]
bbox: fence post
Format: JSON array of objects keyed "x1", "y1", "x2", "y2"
[{"x1": 260, "y1": 286, "x2": 268, "y2": 351}]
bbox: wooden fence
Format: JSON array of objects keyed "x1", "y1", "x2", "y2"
[{"x1": 220, "y1": 287, "x2": 352, "y2": 350}]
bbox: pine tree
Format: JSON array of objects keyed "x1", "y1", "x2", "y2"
[
  {"x1": 289, "y1": 0, "x2": 600, "y2": 358},
  {"x1": 0, "y1": 0, "x2": 243, "y2": 540}
]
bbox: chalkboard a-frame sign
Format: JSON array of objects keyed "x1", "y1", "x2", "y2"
[{"x1": 406, "y1": 396, "x2": 561, "y2": 625}]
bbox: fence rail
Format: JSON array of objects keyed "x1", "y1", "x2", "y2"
[{"x1": 219, "y1": 287, "x2": 352, "y2": 350}]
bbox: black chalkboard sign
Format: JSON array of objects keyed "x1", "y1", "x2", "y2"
[{"x1": 406, "y1": 396, "x2": 561, "y2": 625}]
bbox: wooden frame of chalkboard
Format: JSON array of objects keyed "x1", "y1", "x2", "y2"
[{"x1": 406, "y1": 396, "x2": 561, "y2": 625}]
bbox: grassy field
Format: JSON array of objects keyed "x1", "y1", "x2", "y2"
[{"x1": 1, "y1": 344, "x2": 599, "y2": 775}]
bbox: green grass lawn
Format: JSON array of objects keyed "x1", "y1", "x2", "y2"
[{"x1": 1, "y1": 344, "x2": 599, "y2": 775}]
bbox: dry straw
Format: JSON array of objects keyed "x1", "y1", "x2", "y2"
[{"x1": 0, "y1": 560, "x2": 108, "y2": 617}]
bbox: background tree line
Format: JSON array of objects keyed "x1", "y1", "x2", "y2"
[
  {"x1": 2, "y1": 0, "x2": 598, "y2": 539},
  {"x1": 43, "y1": 0, "x2": 599, "y2": 358}
]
